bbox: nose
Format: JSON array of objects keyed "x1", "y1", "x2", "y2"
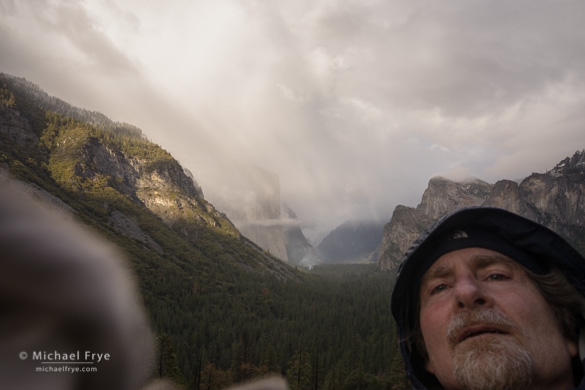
[{"x1": 454, "y1": 276, "x2": 491, "y2": 309}]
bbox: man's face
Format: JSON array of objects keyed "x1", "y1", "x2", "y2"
[{"x1": 419, "y1": 247, "x2": 578, "y2": 390}]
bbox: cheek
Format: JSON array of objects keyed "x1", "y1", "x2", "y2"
[
  {"x1": 505, "y1": 288, "x2": 558, "y2": 333},
  {"x1": 419, "y1": 306, "x2": 448, "y2": 354},
  {"x1": 419, "y1": 311, "x2": 435, "y2": 344},
  {"x1": 420, "y1": 310, "x2": 450, "y2": 375}
]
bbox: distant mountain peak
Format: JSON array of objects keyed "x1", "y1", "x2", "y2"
[
  {"x1": 417, "y1": 175, "x2": 493, "y2": 220},
  {"x1": 549, "y1": 149, "x2": 585, "y2": 177}
]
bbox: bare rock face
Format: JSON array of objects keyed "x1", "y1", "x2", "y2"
[
  {"x1": 378, "y1": 150, "x2": 585, "y2": 271},
  {"x1": 377, "y1": 206, "x2": 434, "y2": 271},
  {"x1": 484, "y1": 180, "x2": 526, "y2": 216},
  {"x1": 487, "y1": 151, "x2": 585, "y2": 252},
  {"x1": 417, "y1": 176, "x2": 493, "y2": 219}
]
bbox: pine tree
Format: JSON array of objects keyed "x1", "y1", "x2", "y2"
[
  {"x1": 286, "y1": 340, "x2": 313, "y2": 390},
  {"x1": 157, "y1": 334, "x2": 185, "y2": 385}
]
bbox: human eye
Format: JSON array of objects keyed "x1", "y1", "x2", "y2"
[
  {"x1": 430, "y1": 283, "x2": 448, "y2": 295},
  {"x1": 486, "y1": 273, "x2": 508, "y2": 281},
  {"x1": 476, "y1": 256, "x2": 515, "y2": 282}
]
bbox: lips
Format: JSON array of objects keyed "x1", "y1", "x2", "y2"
[
  {"x1": 447, "y1": 310, "x2": 519, "y2": 347},
  {"x1": 458, "y1": 325, "x2": 507, "y2": 343}
]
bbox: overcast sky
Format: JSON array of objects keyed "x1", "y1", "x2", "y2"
[{"x1": 1, "y1": 0, "x2": 585, "y2": 241}]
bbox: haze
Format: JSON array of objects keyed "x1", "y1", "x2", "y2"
[{"x1": 1, "y1": 0, "x2": 585, "y2": 241}]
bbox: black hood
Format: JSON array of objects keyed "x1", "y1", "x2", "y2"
[{"x1": 390, "y1": 206, "x2": 585, "y2": 390}]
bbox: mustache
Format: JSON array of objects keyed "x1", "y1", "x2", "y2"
[{"x1": 447, "y1": 310, "x2": 519, "y2": 347}]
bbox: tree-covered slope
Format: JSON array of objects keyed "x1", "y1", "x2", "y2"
[{"x1": 0, "y1": 73, "x2": 299, "y2": 280}]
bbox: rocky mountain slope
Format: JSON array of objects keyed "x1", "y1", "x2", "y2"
[
  {"x1": 378, "y1": 154, "x2": 585, "y2": 270},
  {"x1": 484, "y1": 152, "x2": 585, "y2": 245},
  {"x1": 0, "y1": 72, "x2": 302, "y2": 282}
]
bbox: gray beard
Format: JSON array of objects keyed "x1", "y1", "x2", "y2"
[
  {"x1": 452, "y1": 337, "x2": 533, "y2": 390},
  {"x1": 448, "y1": 310, "x2": 533, "y2": 390}
]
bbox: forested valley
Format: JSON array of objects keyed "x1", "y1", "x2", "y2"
[
  {"x1": 0, "y1": 73, "x2": 410, "y2": 389},
  {"x1": 153, "y1": 264, "x2": 407, "y2": 390}
]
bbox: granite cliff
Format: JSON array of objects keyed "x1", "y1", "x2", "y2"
[
  {"x1": 205, "y1": 164, "x2": 320, "y2": 265},
  {"x1": 484, "y1": 151, "x2": 585, "y2": 249},
  {"x1": 378, "y1": 153, "x2": 585, "y2": 270}
]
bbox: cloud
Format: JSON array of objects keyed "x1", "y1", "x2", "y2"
[
  {"x1": 235, "y1": 218, "x2": 302, "y2": 228},
  {"x1": 1, "y1": 0, "x2": 585, "y2": 239}
]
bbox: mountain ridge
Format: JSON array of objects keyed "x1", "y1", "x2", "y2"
[
  {"x1": 0, "y1": 72, "x2": 304, "y2": 282},
  {"x1": 378, "y1": 150, "x2": 585, "y2": 270}
]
